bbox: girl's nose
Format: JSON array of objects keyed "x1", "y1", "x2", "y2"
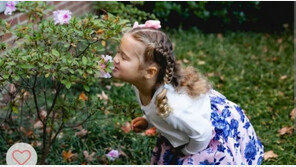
[{"x1": 114, "y1": 54, "x2": 120, "y2": 64}]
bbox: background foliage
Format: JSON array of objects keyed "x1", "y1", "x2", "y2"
[{"x1": 94, "y1": 1, "x2": 293, "y2": 33}]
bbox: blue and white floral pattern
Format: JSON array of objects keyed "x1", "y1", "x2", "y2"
[{"x1": 151, "y1": 89, "x2": 264, "y2": 165}]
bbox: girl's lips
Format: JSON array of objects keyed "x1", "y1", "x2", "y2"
[{"x1": 113, "y1": 66, "x2": 119, "y2": 72}]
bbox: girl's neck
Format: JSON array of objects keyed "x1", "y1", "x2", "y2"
[{"x1": 133, "y1": 79, "x2": 159, "y2": 105}]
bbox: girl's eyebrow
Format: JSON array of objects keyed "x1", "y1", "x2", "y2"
[{"x1": 118, "y1": 47, "x2": 129, "y2": 58}]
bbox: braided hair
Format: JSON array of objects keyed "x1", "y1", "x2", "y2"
[{"x1": 128, "y1": 27, "x2": 211, "y2": 118}]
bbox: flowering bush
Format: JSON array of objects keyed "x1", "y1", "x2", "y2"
[{"x1": 0, "y1": 1, "x2": 130, "y2": 164}]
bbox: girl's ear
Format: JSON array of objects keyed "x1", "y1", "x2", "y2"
[{"x1": 144, "y1": 65, "x2": 158, "y2": 79}]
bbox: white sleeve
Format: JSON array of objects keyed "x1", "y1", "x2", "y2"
[
  {"x1": 164, "y1": 94, "x2": 213, "y2": 155},
  {"x1": 142, "y1": 115, "x2": 153, "y2": 129}
]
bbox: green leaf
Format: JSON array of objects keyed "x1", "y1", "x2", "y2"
[
  {"x1": 64, "y1": 43, "x2": 70, "y2": 48},
  {"x1": 87, "y1": 69, "x2": 93, "y2": 74},
  {"x1": 82, "y1": 56, "x2": 88, "y2": 65},
  {"x1": 45, "y1": 73, "x2": 50, "y2": 78},
  {"x1": 62, "y1": 80, "x2": 71, "y2": 89},
  {"x1": 69, "y1": 69, "x2": 75, "y2": 74},
  {"x1": 12, "y1": 106, "x2": 18, "y2": 114},
  {"x1": 78, "y1": 69, "x2": 83, "y2": 75},
  {"x1": 3, "y1": 74, "x2": 9, "y2": 79},
  {"x1": 44, "y1": 65, "x2": 51, "y2": 69},
  {"x1": 13, "y1": 75, "x2": 20, "y2": 81},
  {"x1": 20, "y1": 64, "x2": 34, "y2": 69},
  {"x1": 52, "y1": 49, "x2": 60, "y2": 57},
  {"x1": 83, "y1": 85, "x2": 90, "y2": 92}
]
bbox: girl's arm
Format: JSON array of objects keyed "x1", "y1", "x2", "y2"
[
  {"x1": 165, "y1": 112, "x2": 213, "y2": 155},
  {"x1": 164, "y1": 94, "x2": 213, "y2": 155}
]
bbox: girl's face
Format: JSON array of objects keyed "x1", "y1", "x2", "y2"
[{"x1": 112, "y1": 34, "x2": 146, "y2": 84}]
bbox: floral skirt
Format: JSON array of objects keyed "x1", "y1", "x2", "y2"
[{"x1": 151, "y1": 89, "x2": 264, "y2": 165}]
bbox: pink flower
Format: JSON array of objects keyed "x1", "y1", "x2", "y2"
[
  {"x1": 106, "y1": 150, "x2": 119, "y2": 161},
  {"x1": 100, "y1": 72, "x2": 111, "y2": 79},
  {"x1": 101, "y1": 55, "x2": 113, "y2": 63},
  {"x1": 53, "y1": 10, "x2": 72, "y2": 25},
  {"x1": 4, "y1": 1, "x2": 17, "y2": 15},
  {"x1": 133, "y1": 20, "x2": 161, "y2": 29}
]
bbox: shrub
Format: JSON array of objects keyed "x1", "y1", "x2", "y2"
[
  {"x1": 93, "y1": 1, "x2": 156, "y2": 25},
  {"x1": 0, "y1": 1, "x2": 130, "y2": 164}
]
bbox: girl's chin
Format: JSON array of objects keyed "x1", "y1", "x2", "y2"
[{"x1": 111, "y1": 71, "x2": 120, "y2": 79}]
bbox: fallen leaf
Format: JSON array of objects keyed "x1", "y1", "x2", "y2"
[
  {"x1": 75, "y1": 129, "x2": 88, "y2": 137},
  {"x1": 263, "y1": 46, "x2": 268, "y2": 53},
  {"x1": 40, "y1": 109, "x2": 47, "y2": 120},
  {"x1": 34, "y1": 120, "x2": 43, "y2": 129},
  {"x1": 104, "y1": 110, "x2": 110, "y2": 115},
  {"x1": 145, "y1": 127, "x2": 157, "y2": 136},
  {"x1": 290, "y1": 108, "x2": 296, "y2": 120},
  {"x1": 280, "y1": 75, "x2": 287, "y2": 80},
  {"x1": 62, "y1": 150, "x2": 76, "y2": 162},
  {"x1": 31, "y1": 141, "x2": 42, "y2": 147},
  {"x1": 121, "y1": 122, "x2": 131, "y2": 133},
  {"x1": 97, "y1": 91, "x2": 109, "y2": 102},
  {"x1": 183, "y1": 58, "x2": 189, "y2": 63},
  {"x1": 9, "y1": 84, "x2": 16, "y2": 94},
  {"x1": 83, "y1": 150, "x2": 96, "y2": 162},
  {"x1": 263, "y1": 150, "x2": 278, "y2": 160},
  {"x1": 277, "y1": 38, "x2": 283, "y2": 44},
  {"x1": 25, "y1": 130, "x2": 33, "y2": 137},
  {"x1": 206, "y1": 72, "x2": 215, "y2": 77},
  {"x1": 217, "y1": 33, "x2": 223, "y2": 38},
  {"x1": 79, "y1": 92, "x2": 88, "y2": 101},
  {"x1": 106, "y1": 85, "x2": 112, "y2": 90},
  {"x1": 112, "y1": 82, "x2": 125, "y2": 87},
  {"x1": 22, "y1": 90, "x2": 30, "y2": 100},
  {"x1": 278, "y1": 126, "x2": 293, "y2": 136},
  {"x1": 198, "y1": 60, "x2": 206, "y2": 65}
]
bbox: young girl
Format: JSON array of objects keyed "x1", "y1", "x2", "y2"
[{"x1": 112, "y1": 20, "x2": 264, "y2": 165}]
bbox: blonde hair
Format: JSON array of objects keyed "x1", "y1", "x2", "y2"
[{"x1": 128, "y1": 27, "x2": 212, "y2": 117}]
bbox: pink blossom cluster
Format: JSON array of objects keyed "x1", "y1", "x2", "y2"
[
  {"x1": 98, "y1": 55, "x2": 113, "y2": 79},
  {"x1": 53, "y1": 10, "x2": 72, "y2": 25},
  {"x1": 4, "y1": 1, "x2": 18, "y2": 15}
]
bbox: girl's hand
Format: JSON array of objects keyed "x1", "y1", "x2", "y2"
[{"x1": 131, "y1": 117, "x2": 148, "y2": 133}]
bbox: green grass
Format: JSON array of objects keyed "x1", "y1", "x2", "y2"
[{"x1": 1, "y1": 28, "x2": 294, "y2": 164}]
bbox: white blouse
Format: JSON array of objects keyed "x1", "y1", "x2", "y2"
[{"x1": 132, "y1": 84, "x2": 213, "y2": 155}]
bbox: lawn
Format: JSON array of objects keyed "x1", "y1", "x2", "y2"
[{"x1": 1, "y1": 28, "x2": 294, "y2": 164}]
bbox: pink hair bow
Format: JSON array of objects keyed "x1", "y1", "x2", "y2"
[{"x1": 133, "y1": 20, "x2": 161, "y2": 29}]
